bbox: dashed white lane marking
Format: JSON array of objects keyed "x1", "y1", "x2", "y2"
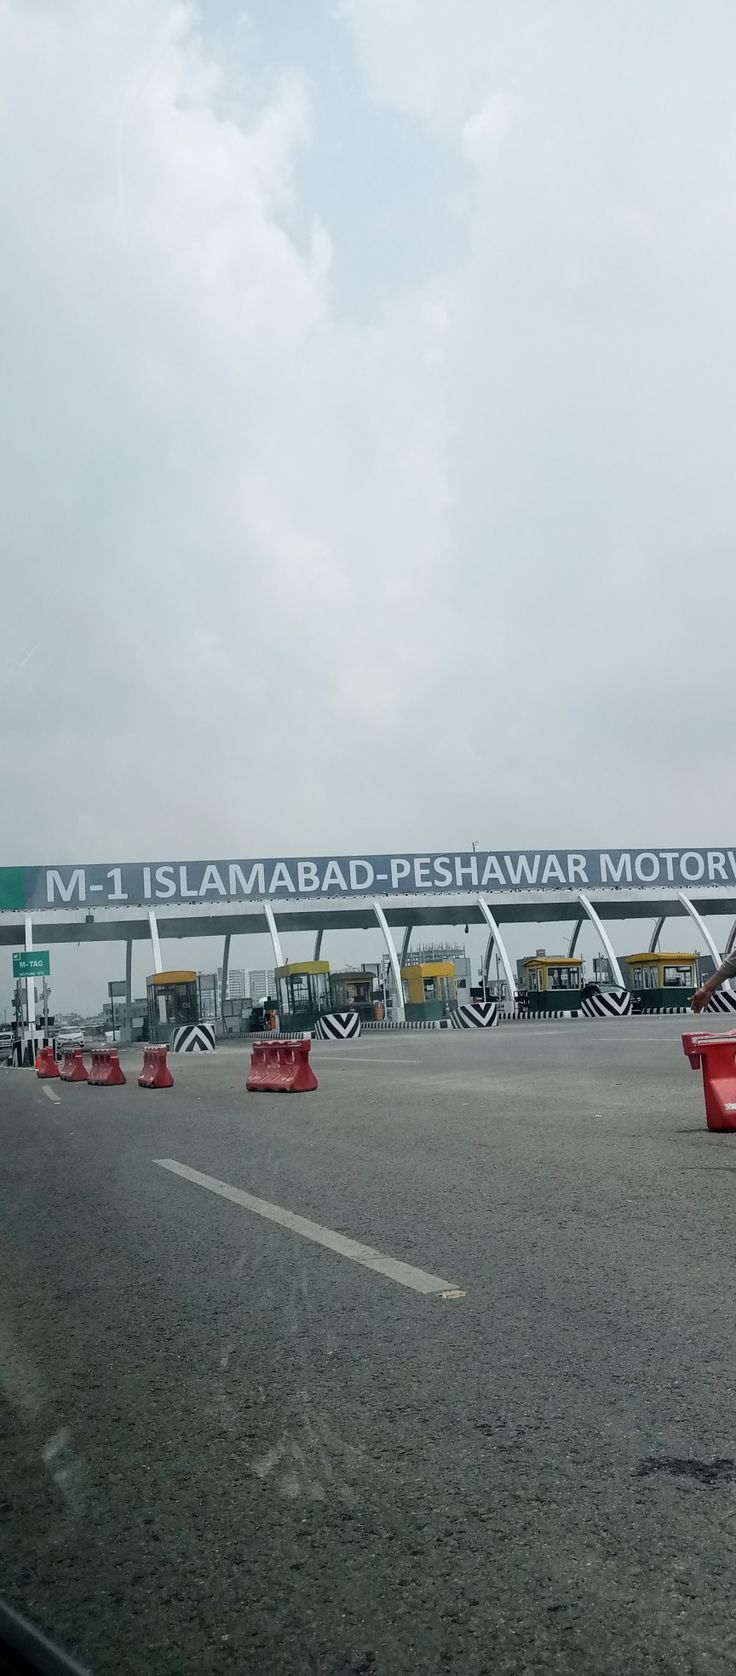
[
  {"x1": 154, "y1": 1158, "x2": 462, "y2": 1297},
  {"x1": 42, "y1": 1085, "x2": 61, "y2": 1105}
]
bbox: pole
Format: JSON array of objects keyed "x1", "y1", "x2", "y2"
[
  {"x1": 109, "y1": 983, "x2": 116, "y2": 1042},
  {"x1": 23, "y1": 917, "x2": 36, "y2": 1065}
]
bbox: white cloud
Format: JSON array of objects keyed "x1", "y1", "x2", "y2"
[
  {"x1": 0, "y1": 0, "x2": 457, "y2": 874},
  {"x1": 3, "y1": 0, "x2": 736, "y2": 995},
  {"x1": 461, "y1": 93, "x2": 516, "y2": 169}
]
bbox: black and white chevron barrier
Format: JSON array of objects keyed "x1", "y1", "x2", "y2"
[
  {"x1": 171, "y1": 1022, "x2": 216, "y2": 1053},
  {"x1": 362, "y1": 1019, "x2": 439, "y2": 1031},
  {"x1": 707, "y1": 990, "x2": 736, "y2": 1014},
  {"x1": 638, "y1": 1005, "x2": 690, "y2": 1015},
  {"x1": 316, "y1": 1011, "x2": 361, "y2": 1040},
  {"x1": 581, "y1": 989, "x2": 633, "y2": 1019},
  {"x1": 450, "y1": 1002, "x2": 499, "y2": 1029},
  {"x1": 241, "y1": 1029, "x2": 314, "y2": 1041},
  {"x1": 500, "y1": 1010, "x2": 580, "y2": 1022}
]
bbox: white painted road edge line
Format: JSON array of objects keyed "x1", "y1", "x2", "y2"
[
  {"x1": 154, "y1": 1158, "x2": 463, "y2": 1298},
  {"x1": 42, "y1": 1085, "x2": 61, "y2": 1105}
]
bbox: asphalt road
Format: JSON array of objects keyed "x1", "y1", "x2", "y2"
[{"x1": 3, "y1": 1018, "x2": 736, "y2": 1675}]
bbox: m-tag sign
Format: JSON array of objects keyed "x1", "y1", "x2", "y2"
[{"x1": 13, "y1": 951, "x2": 50, "y2": 978}]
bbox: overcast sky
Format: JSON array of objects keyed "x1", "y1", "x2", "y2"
[{"x1": 3, "y1": 0, "x2": 736, "y2": 1008}]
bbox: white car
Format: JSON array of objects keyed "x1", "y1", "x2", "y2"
[
  {"x1": 56, "y1": 1027, "x2": 84, "y2": 1053},
  {"x1": 0, "y1": 1028, "x2": 13, "y2": 1061}
]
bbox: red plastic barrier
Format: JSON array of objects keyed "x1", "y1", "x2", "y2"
[
  {"x1": 59, "y1": 1049, "x2": 88, "y2": 1083},
  {"x1": 682, "y1": 1030, "x2": 736, "y2": 1130},
  {"x1": 246, "y1": 1041, "x2": 269, "y2": 1089},
  {"x1": 247, "y1": 1037, "x2": 318, "y2": 1094},
  {"x1": 36, "y1": 1045, "x2": 60, "y2": 1080},
  {"x1": 138, "y1": 1045, "x2": 174, "y2": 1089},
  {"x1": 88, "y1": 1048, "x2": 126, "y2": 1087}
]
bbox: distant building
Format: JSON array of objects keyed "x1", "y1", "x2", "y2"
[
  {"x1": 217, "y1": 967, "x2": 247, "y2": 1000},
  {"x1": 248, "y1": 969, "x2": 275, "y2": 1001},
  {"x1": 102, "y1": 996, "x2": 147, "y2": 1039}
]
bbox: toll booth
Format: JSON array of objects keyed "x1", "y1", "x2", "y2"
[
  {"x1": 275, "y1": 961, "x2": 332, "y2": 1033},
  {"x1": 516, "y1": 955, "x2": 584, "y2": 1014},
  {"x1": 400, "y1": 960, "x2": 457, "y2": 1021},
  {"x1": 330, "y1": 971, "x2": 375, "y2": 1023},
  {"x1": 622, "y1": 952, "x2": 699, "y2": 1010},
  {"x1": 146, "y1": 970, "x2": 199, "y2": 1042}
]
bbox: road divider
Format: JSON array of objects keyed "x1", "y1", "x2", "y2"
[
  {"x1": 315, "y1": 1012, "x2": 361, "y2": 1040},
  {"x1": 581, "y1": 988, "x2": 633, "y2": 1018},
  {"x1": 171, "y1": 1023, "x2": 216, "y2": 1053},
  {"x1": 138, "y1": 1045, "x2": 174, "y2": 1089},
  {"x1": 59, "y1": 1049, "x2": 88, "y2": 1082},
  {"x1": 450, "y1": 1002, "x2": 499, "y2": 1028},
  {"x1": 35, "y1": 1046, "x2": 60, "y2": 1080},
  {"x1": 88, "y1": 1048, "x2": 126, "y2": 1087},
  {"x1": 246, "y1": 1038, "x2": 318, "y2": 1093}
]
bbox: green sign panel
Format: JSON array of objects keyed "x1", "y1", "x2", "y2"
[
  {"x1": 0, "y1": 868, "x2": 26, "y2": 912},
  {"x1": 12, "y1": 950, "x2": 50, "y2": 978}
]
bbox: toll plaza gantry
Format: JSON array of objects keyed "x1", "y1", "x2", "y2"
[{"x1": 2, "y1": 852, "x2": 736, "y2": 1047}]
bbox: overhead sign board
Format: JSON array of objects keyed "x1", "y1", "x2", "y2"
[
  {"x1": 2, "y1": 850, "x2": 736, "y2": 912},
  {"x1": 13, "y1": 950, "x2": 50, "y2": 978}
]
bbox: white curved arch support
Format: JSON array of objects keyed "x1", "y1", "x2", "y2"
[
  {"x1": 264, "y1": 902, "x2": 284, "y2": 970},
  {"x1": 374, "y1": 902, "x2": 405, "y2": 1021},
  {"x1": 568, "y1": 919, "x2": 583, "y2": 958},
  {"x1": 576, "y1": 892, "x2": 624, "y2": 987},
  {"x1": 482, "y1": 930, "x2": 495, "y2": 984},
  {"x1": 678, "y1": 891, "x2": 733, "y2": 989},
  {"x1": 221, "y1": 933, "x2": 231, "y2": 1018},
  {"x1": 147, "y1": 908, "x2": 162, "y2": 974},
  {"x1": 649, "y1": 916, "x2": 666, "y2": 954},
  {"x1": 477, "y1": 897, "x2": 517, "y2": 1007}
]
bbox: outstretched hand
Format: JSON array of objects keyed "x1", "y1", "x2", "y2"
[{"x1": 691, "y1": 987, "x2": 711, "y2": 1014}]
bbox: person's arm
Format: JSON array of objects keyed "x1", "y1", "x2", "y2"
[{"x1": 692, "y1": 948, "x2": 736, "y2": 1012}]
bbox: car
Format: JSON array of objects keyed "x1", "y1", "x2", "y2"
[
  {"x1": 0, "y1": 1029, "x2": 13, "y2": 1061},
  {"x1": 56, "y1": 1027, "x2": 84, "y2": 1053}
]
